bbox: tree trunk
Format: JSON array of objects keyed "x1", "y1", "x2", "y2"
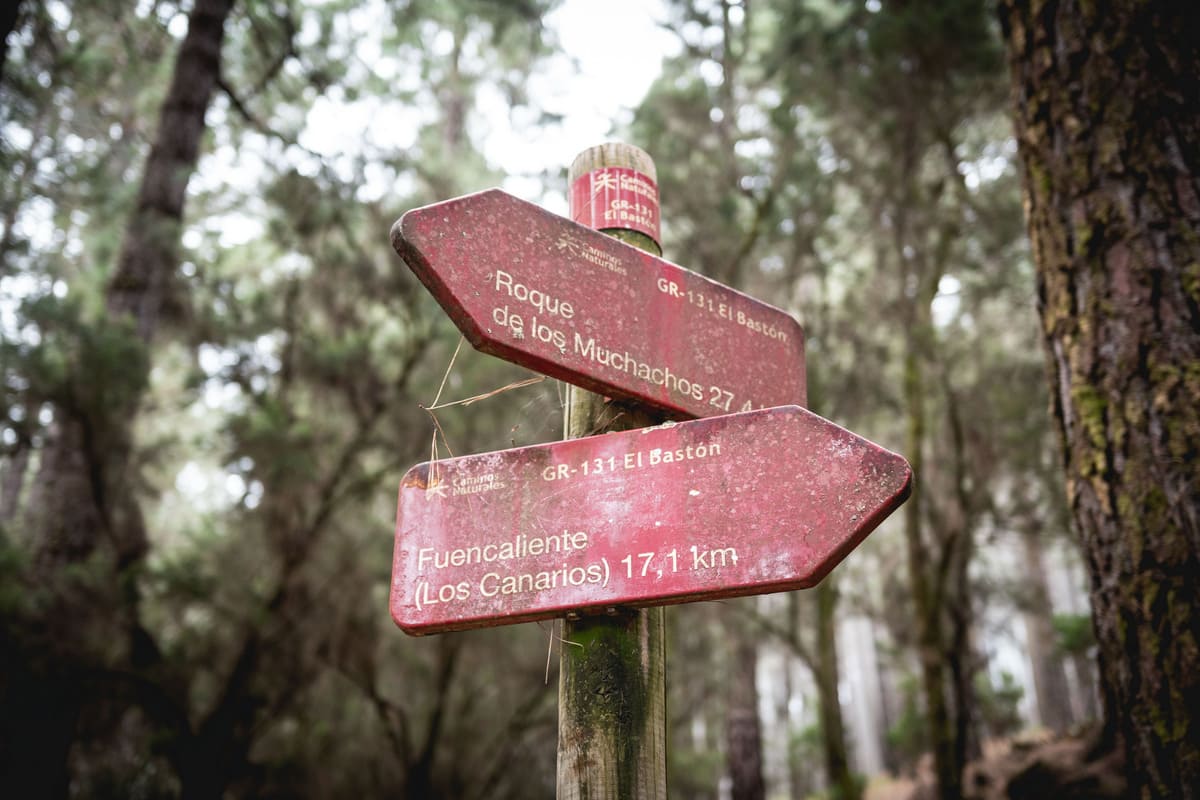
[
  {"x1": 781, "y1": 651, "x2": 806, "y2": 800},
  {"x1": 3, "y1": 0, "x2": 236, "y2": 793},
  {"x1": 815, "y1": 579, "x2": 860, "y2": 800},
  {"x1": 999, "y1": 2, "x2": 1200, "y2": 796},
  {"x1": 872, "y1": 614, "x2": 901, "y2": 776},
  {"x1": 33, "y1": 0, "x2": 235, "y2": 569},
  {"x1": 726, "y1": 616, "x2": 765, "y2": 800},
  {"x1": 943, "y1": 373, "x2": 982, "y2": 765},
  {"x1": 1069, "y1": 650, "x2": 1100, "y2": 724},
  {"x1": 902, "y1": 338, "x2": 960, "y2": 800},
  {"x1": 1020, "y1": 531, "x2": 1074, "y2": 732},
  {"x1": 107, "y1": 0, "x2": 235, "y2": 341}
]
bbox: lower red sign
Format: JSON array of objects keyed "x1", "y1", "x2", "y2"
[{"x1": 391, "y1": 406, "x2": 911, "y2": 635}]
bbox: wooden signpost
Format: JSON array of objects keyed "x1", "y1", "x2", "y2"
[
  {"x1": 391, "y1": 405, "x2": 911, "y2": 635},
  {"x1": 387, "y1": 142, "x2": 910, "y2": 799}
]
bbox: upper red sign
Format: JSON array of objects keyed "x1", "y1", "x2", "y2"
[
  {"x1": 391, "y1": 189, "x2": 806, "y2": 419},
  {"x1": 390, "y1": 405, "x2": 911, "y2": 635}
]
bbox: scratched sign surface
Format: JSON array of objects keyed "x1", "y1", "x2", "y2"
[
  {"x1": 391, "y1": 406, "x2": 911, "y2": 635},
  {"x1": 391, "y1": 189, "x2": 806, "y2": 419}
]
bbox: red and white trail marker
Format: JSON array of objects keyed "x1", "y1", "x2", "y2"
[
  {"x1": 391, "y1": 189, "x2": 807, "y2": 419},
  {"x1": 390, "y1": 406, "x2": 911, "y2": 636}
]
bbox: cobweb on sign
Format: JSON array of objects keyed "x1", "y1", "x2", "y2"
[{"x1": 419, "y1": 335, "x2": 548, "y2": 479}]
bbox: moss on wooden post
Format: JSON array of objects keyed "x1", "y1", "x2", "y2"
[{"x1": 557, "y1": 143, "x2": 668, "y2": 800}]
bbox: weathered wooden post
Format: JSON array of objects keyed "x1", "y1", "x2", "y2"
[{"x1": 557, "y1": 143, "x2": 668, "y2": 799}]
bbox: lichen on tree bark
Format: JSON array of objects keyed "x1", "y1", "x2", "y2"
[{"x1": 999, "y1": 1, "x2": 1200, "y2": 795}]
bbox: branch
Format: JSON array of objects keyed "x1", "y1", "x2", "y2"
[
  {"x1": 724, "y1": 598, "x2": 815, "y2": 668},
  {"x1": 216, "y1": 75, "x2": 306, "y2": 151}
]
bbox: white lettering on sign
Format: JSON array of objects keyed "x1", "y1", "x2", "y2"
[
  {"x1": 488, "y1": 267, "x2": 782, "y2": 414},
  {"x1": 574, "y1": 333, "x2": 705, "y2": 403},
  {"x1": 539, "y1": 441, "x2": 722, "y2": 482},
  {"x1": 407, "y1": 434, "x2": 744, "y2": 613},
  {"x1": 449, "y1": 472, "x2": 505, "y2": 496},
  {"x1": 416, "y1": 530, "x2": 590, "y2": 573},
  {"x1": 494, "y1": 270, "x2": 575, "y2": 319},
  {"x1": 554, "y1": 234, "x2": 627, "y2": 276},
  {"x1": 654, "y1": 278, "x2": 793, "y2": 343},
  {"x1": 411, "y1": 536, "x2": 743, "y2": 610},
  {"x1": 478, "y1": 563, "x2": 605, "y2": 597}
]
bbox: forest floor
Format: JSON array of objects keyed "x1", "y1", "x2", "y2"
[{"x1": 864, "y1": 727, "x2": 1127, "y2": 800}]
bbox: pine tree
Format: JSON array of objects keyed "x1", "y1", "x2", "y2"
[{"x1": 1000, "y1": 1, "x2": 1200, "y2": 795}]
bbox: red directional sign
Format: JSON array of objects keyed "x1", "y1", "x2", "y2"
[
  {"x1": 391, "y1": 189, "x2": 806, "y2": 419},
  {"x1": 390, "y1": 405, "x2": 910, "y2": 635}
]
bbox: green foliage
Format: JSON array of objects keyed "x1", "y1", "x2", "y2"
[
  {"x1": 1053, "y1": 612, "x2": 1096, "y2": 656},
  {"x1": 975, "y1": 670, "x2": 1025, "y2": 738},
  {"x1": 791, "y1": 721, "x2": 866, "y2": 800},
  {"x1": 668, "y1": 745, "x2": 724, "y2": 797},
  {"x1": 0, "y1": 536, "x2": 31, "y2": 618},
  {"x1": 886, "y1": 675, "x2": 928, "y2": 771},
  {"x1": 2, "y1": 292, "x2": 150, "y2": 466}
]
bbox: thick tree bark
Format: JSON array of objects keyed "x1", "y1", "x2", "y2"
[{"x1": 999, "y1": 1, "x2": 1200, "y2": 796}]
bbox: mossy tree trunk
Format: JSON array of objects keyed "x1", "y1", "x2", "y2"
[{"x1": 999, "y1": 1, "x2": 1200, "y2": 795}]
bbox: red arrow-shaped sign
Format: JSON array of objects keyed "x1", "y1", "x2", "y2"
[
  {"x1": 392, "y1": 189, "x2": 806, "y2": 419},
  {"x1": 390, "y1": 405, "x2": 911, "y2": 635}
]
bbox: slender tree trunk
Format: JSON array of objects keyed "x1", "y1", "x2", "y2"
[
  {"x1": 403, "y1": 636, "x2": 461, "y2": 800},
  {"x1": 902, "y1": 337, "x2": 960, "y2": 800},
  {"x1": 943, "y1": 374, "x2": 981, "y2": 765},
  {"x1": 726, "y1": 616, "x2": 765, "y2": 800},
  {"x1": 815, "y1": 579, "x2": 860, "y2": 800},
  {"x1": 1000, "y1": 1, "x2": 1200, "y2": 796},
  {"x1": 0, "y1": 429, "x2": 30, "y2": 522},
  {"x1": 108, "y1": 0, "x2": 234, "y2": 341},
  {"x1": 781, "y1": 652, "x2": 806, "y2": 800},
  {"x1": 871, "y1": 614, "x2": 900, "y2": 776},
  {"x1": 1069, "y1": 650, "x2": 1100, "y2": 724},
  {"x1": 1020, "y1": 531, "x2": 1074, "y2": 732},
  {"x1": 946, "y1": 564, "x2": 982, "y2": 766}
]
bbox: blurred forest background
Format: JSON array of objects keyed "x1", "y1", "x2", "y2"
[{"x1": 1, "y1": 0, "x2": 1195, "y2": 798}]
